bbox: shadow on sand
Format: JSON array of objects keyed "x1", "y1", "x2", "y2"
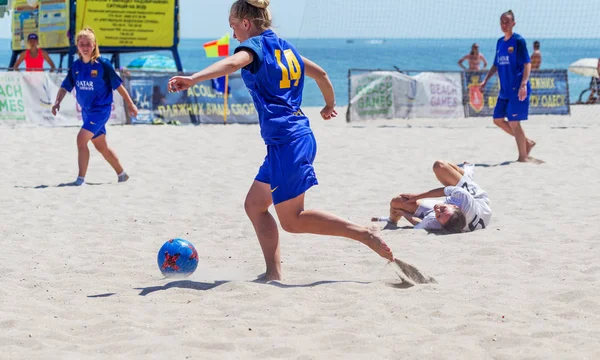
[{"x1": 15, "y1": 181, "x2": 110, "y2": 189}]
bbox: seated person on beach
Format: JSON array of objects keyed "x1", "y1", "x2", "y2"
[
  {"x1": 458, "y1": 43, "x2": 488, "y2": 71},
  {"x1": 372, "y1": 160, "x2": 492, "y2": 233},
  {"x1": 586, "y1": 59, "x2": 600, "y2": 104}
]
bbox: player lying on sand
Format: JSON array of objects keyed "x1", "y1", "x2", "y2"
[{"x1": 372, "y1": 160, "x2": 492, "y2": 233}]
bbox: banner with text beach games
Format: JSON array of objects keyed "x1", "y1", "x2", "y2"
[
  {"x1": 0, "y1": 71, "x2": 126, "y2": 125},
  {"x1": 76, "y1": 0, "x2": 175, "y2": 48},
  {"x1": 11, "y1": 0, "x2": 70, "y2": 50},
  {"x1": 348, "y1": 70, "x2": 464, "y2": 121}
]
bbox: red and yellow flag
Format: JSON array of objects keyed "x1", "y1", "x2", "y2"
[{"x1": 203, "y1": 34, "x2": 230, "y2": 58}]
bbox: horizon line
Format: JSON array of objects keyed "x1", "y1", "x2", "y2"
[{"x1": 1, "y1": 36, "x2": 600, "y2": 41}]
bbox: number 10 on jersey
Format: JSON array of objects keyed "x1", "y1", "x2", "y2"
[{"x1": 275, "y1": 49, "x2": 301, "y2": 89}]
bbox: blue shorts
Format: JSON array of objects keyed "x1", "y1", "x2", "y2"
[
  {"x1": 81, "y1": 108, "x2": 111, "y2": 139},
  {"x1": 493, "y1": 97, "x2": 530, "y2": 121},
  {"x1": 255, "y1": 133, "x2": 319, "y2": 205}
]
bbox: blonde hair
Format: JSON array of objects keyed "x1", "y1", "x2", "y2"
[
  {"x1": 230, "y1": 0, "x2": 272, "y2": 31},
  {"x1": 76, "y1": 27, "x2": 100, "y2": 62}
]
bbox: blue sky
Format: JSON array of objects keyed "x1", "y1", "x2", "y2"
[{"x1": 1, "y1": 0, "x2": 599, "y2": 39}]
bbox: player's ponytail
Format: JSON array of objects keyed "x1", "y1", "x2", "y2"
[
  {"x1": 502, "y1": 10, "x2": 515, "y2": 21},
  {"x1": 76, "y1": 27, "x2": 101, "y2": 62},
  {"x1": 231, "y1": 0, "x2": 272, "y2": 30}
]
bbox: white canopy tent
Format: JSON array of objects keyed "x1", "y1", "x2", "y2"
[{"x1": 568, "y1": 58, "x2": 600, "y2": 78}]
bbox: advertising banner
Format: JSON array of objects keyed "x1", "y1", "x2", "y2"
[
  {"x1": 349, "y1": 71, "x2": 464, "y2": 121},
  {"x1": 0, "y1": 71, "x2": 126, "y2": 125},
  {"x1": 12, "y1": 0, "x2": 70, "y2": 50},
  {"x1": 463, "y1": 70, "x2": 570, "y2": 117},
  {"x1": 76, "y1": 0, "x2": 176, "y2": 48},
  {"x1": 125, "y1": 72, "x2": 258, "y2": 124}
]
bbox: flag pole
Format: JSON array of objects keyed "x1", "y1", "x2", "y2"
[{"x1": 223, "y1": 71, "x2": 229, "y2": 125}]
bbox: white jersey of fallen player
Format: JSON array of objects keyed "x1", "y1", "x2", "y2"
[
  {"x1": 414, "y1": 164, "x2": 492, "y2": 232},
  {"x1": 445, "y1": 186, "x2": 492, "y2": 231}
]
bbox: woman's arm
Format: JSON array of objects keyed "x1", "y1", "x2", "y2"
[
  {"x1": 519, "y1": 63, "x2": 532, "y2": 101},
  {"x1": 458, "y1": 55, "x2": 468, "y2": 70},
  {"x1": 42, "y1": 50, "x2": 56, "y2": 71},
  {"x1": 52, "y1": 88, "x2": 68, "y2": 115},
  {"x1": 302, "y1": 56, "x2": 335, "y2": 108},
  {"x1": 400, "y1": 187, "x2": 446, "y2": 203},
  {"x1": 116, "y1": 84, "x2": 138, "y2": 117},
  {"x1": 168, "y1": 51, "x2": 253, "y2": 92},
  {"x1": 12, "y1": 52, "x2": 26, "y2": 71},
  {"x1": 480, "y1": 54, "x2": 488, "y2": 69}
]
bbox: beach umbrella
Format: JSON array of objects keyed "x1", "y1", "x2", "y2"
[
  {"x1": 568, "y1": 58, "x2": 599, "y2": 78},
  {"x1": 126, "y1": 54, "x2": 177, "y2": 72}
]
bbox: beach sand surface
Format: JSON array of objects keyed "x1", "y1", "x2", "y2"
[{"x1": 1, "y1": 105, "x2": 600, "y2": 359}]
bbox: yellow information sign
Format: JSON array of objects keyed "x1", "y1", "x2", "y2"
[
  {"x1": 75, "y1": 0, "x2": 176, "y2": 48},
  {"x1": 11, "y1": 0, "x2": 70, "y2": 51}
]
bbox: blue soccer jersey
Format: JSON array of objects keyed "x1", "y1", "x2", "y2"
[
  {"x1": 494, "y1": 33, "x2": 531, "y2": 99},
  {"x1": 234, "y1": 30, "x2": 312, "y2": 145},
  {"x1": 61, "y1": 57, "x2": 123, "y2": 111}
]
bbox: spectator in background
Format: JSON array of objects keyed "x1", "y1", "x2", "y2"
[
  {"x1": 13, "y1": 33, "x2": 56, "y2": 72},
  {"x1": 586, "y1": 58, "x2": 600, "y2": 104},
  {"x1": 531, "y1": 41, "x2": 542, "y2": 70},
  {"x1": 458, "y1": 43, "x2": 488, "y2": 71}
]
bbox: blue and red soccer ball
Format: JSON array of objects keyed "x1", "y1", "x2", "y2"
[{"x1": 157, "y1": 238, "x2": 198, "y2": 277}]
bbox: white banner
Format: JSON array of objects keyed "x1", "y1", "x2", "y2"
[
  {"x1": 412, "y1": 72, "x2": 464, "y2": 118},
  {"x1": 349, "y1": 71, "x2": 464, "y2": 121},
  {"x1": 0, "y1": 71, "x2": 126, "y2": 126}
]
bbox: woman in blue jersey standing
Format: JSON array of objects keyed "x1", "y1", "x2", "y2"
[
  {"x1": 480, "y1": 10, "x2": 537, "y2": 163},
  {"x1": 52, "y1": 28, "x2": 138, "y2": 185},
  {"x1": 168, "y1": 0, "x2": 393, "y2": 280}
]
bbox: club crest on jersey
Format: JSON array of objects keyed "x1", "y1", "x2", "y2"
[
  {"x1": 91, "y1": 70, "x2": 98, "y2": 78},
  {"x1": 507, "y1": 46, "x2": 514, "y2": 54}
]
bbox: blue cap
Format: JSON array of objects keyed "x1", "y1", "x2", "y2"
[{"x1": 27, "y1": 33, "x2": 38, "y2": 40}]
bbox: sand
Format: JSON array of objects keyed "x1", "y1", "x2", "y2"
[{"x1": 1, "y1": 105, "x2": 600, "y2": 359}]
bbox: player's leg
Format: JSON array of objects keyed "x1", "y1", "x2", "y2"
[
  {"x1": 433, "y1": 160, "x2": 464, "y2": 186},
  {"x1": 508, "y1": 121, "x2": 529, "y2": 161},
  {"x1": 495, "y1": 98, "x2": 536, "y2": 157},
  {"x1": 76, "y1": 128, "x2": 95, "y2": 179},
  {"x1": 275, "y1": 194, "x2": 393, "y2": 262},
  {"x1": 271, "y1": 134, "x2": 392, "y2": 262},
  {"x1": 91, "y1": 132, "x2": 127, "y2": 181},
  {"x1": 387, "y1": 195, "x2": 420, "y2": 223},
  {"x1": 245, "y1": 159, "x2": 280, "y2": 280},
  {"x1": 492, "y1": 98, "x2": 514, "y2": 135},
  {"x1": 507, "y1": 97, "x2": 535, "y2": 161}
]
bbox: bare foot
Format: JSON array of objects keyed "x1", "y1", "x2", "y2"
[
  {"x1": 526, "y1": 140, "x2": 536, "y2": 156},
  {"x1": 256, "y1": 271, "x2": 282, "y2": 282},
  {"x1": 363, "y1": 227, "x2": 394, "y2": 261},
  {"x1": 517, "y1": 156, "x2": 545, "y2": 164}
]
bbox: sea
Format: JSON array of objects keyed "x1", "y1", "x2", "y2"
[{"x1": 1, "y1": 37, "x2": 599, "y2": 107}]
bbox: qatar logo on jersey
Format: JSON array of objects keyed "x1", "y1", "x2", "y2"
[
  {"x1": 76, "y1": 80, "x2": 94, "y2": 91},
  {"x1": 497, "y1": 55, "x2": 510, "y2": 65}
]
